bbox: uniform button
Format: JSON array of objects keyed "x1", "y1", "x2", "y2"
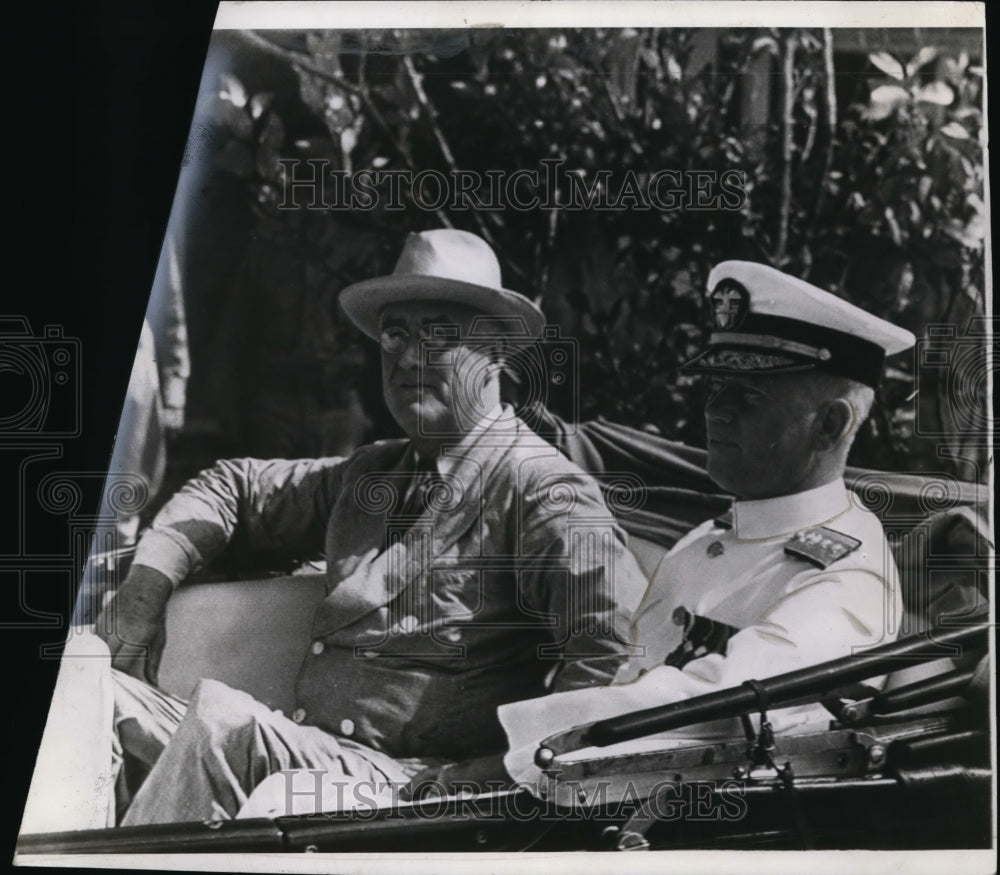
[
  {"x1": 443, "y1": 627, "x2": 462, "y2": 643},
  {"x1": 292, "y1": 708, "x2": 307, "y2": 724},
  {"x1": 311, "y1": 640, "x2": 325, "y2": 656},
  {"x1": 399, "y1": 615, "x2": 419, "y2": 634},
  {"x1": 339, "y1": 718, "x2": 355, "y2": 737}
]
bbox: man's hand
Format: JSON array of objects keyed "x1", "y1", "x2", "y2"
[
  {"x1": 94, "y1": 564, "x2": 174, "y2": 684},
  {"x1": 400, "y1": 754, "x2": 510, "y2": 802}
]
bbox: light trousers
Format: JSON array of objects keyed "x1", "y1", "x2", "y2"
[{"x1": 113, "y1": 670, "x2": 423, "y2": 825}]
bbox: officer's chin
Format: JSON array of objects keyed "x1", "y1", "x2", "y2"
[{"x1": 706, "y1": 453, "x2": 742, "y2": 497}]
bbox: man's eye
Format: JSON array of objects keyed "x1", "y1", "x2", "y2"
[
  {"x1": 379, "y1": 328, "x2": 410, "y2": 354},
  {"x1": 419, "y1": 326, "x2": 460, "y2": 348}
]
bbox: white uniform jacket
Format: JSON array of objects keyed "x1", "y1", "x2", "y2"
[{"x1": 499, "y1": 479, "x2": 902, "y2": 784}]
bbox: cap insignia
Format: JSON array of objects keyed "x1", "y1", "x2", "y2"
[{"x1": 709, "y1": 278, "x2": 750, "y2": 330}]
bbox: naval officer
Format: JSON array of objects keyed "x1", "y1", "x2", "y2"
[
  {"x1": 426, "y1": 260, "x2": 916, "y2": 791},
  {"x1": 96, "y1": 229, "x2": 647, "y2": 823}
]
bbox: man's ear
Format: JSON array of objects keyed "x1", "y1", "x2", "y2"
[{"x1": 814, "y1": 397, "x2": 855, "y2": 451}]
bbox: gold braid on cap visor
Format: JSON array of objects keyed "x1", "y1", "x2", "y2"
[{"x1": 699, "y1": 349, "x2": 798, "y2": 370}]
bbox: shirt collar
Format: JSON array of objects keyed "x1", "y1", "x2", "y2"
[
  {"x1": 731, "y1": 479, "x2": 851, "y2": 540},
  {"x1": 414, "y1": 403, "x2": 508, "y2": 477}
]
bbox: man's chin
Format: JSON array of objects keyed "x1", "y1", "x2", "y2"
[
  {"x1": 388, "y1": 404, "x2": 454, "y2": 441},
  {"x1": 415, "y1": 414, "x2": 462, "y2": 441}
]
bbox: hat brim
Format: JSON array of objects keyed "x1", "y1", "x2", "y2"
[{"x1": 339, "y1": 275, "x2": 545, "y2": 339}]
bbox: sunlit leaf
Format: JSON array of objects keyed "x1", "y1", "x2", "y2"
[
  {"x1": 863, "y1": 84, "x2": 908, "y2": 119},
  {"x1": 250, "y1": 92, "x2": 274, "y2": 120},
  {"x1": 752, "y1": 36, "x2": 780, "y2": 56},
  {"x1": 869, "y1": 52, "x2": 905, "y2": 80},
  {"x1": 340, "y1": 127, "x2": 357, "y2": 156},
  {"x1": 943, "y1": 218, "x2": 984, "y2": 248},
  {"x1": 939, "y1": 121, "x2": 969, "y2": 139},
  {"x1": 906, "y1": 46, "x2": 939, "y2": 77},
  {"x1": 884, "y1": 206, "x2": 902, "y2": 246},
  {"x1": 914, "y1": 81, "x2": 954, "y2": 105},
  {"x1": 219, "y1": 72, "x2": 247, "y2": 108}
]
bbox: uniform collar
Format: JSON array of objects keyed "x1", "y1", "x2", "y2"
[
  {"x1": 731, "y1": 479, "x2": 851, "y2": 540},
  {"x1": 414, "y1": 403, "x2": 508, "y2": 477}
]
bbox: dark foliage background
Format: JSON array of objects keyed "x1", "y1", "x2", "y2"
[{"x1": 173, "y1": 26, "x2": 986, "y2": 479}]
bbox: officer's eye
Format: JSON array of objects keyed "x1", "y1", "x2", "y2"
[{"x1": 740, "y1": 387, "x2": 766, "y2": 406}]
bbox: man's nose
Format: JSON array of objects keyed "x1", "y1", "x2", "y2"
[{"x1": 396, "y1": 335, "x2": 422, "y2": 369}]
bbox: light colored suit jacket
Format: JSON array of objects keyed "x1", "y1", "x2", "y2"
[{"x1": 133, "y1": 409, "x2": 647, "y2": 759}]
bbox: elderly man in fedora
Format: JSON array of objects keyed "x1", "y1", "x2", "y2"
[{"x1": 96, "y1": 229, "x2": 646, "y2": 824}]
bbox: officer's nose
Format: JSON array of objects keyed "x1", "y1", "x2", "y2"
[{"x1": 704, "y1": 380, "x2": 734, "y2": 423}]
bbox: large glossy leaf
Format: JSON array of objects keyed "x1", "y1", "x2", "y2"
[
  {"x1": 869, "y1": 52, "x2": 905, "y2": 80},
  {"x1": 863, "y1": 84, "x2": 909, "y2": 120},
  {"x1": 914, "y1": 81, "x2": 954, "y2": 106},
  {"x1": 939, "y1": 121, "x2": 970, "y2": 140},
  {"x1": 906, "y1": 46, "x2": 939, "y2": 77}
]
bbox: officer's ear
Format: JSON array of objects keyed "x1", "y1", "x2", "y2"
[{"x1": 814, "y1": 397, "x2": 856, "y2": 451}]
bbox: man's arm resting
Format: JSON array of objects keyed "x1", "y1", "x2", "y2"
[{"x1": 133, "y1": 456, "x2": 348, "y2": 583}]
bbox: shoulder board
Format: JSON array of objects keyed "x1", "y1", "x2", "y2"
[
  {"x1": 713, "y1": 508, "x2": 734, "y2": 530},
  {"x1": 784, "y1": 526, "x2": 862, "y2": 569}
]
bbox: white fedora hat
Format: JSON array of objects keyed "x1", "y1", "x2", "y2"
[{"x1": 339, "y1": 229, "x2": 545, "y2": 339}]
